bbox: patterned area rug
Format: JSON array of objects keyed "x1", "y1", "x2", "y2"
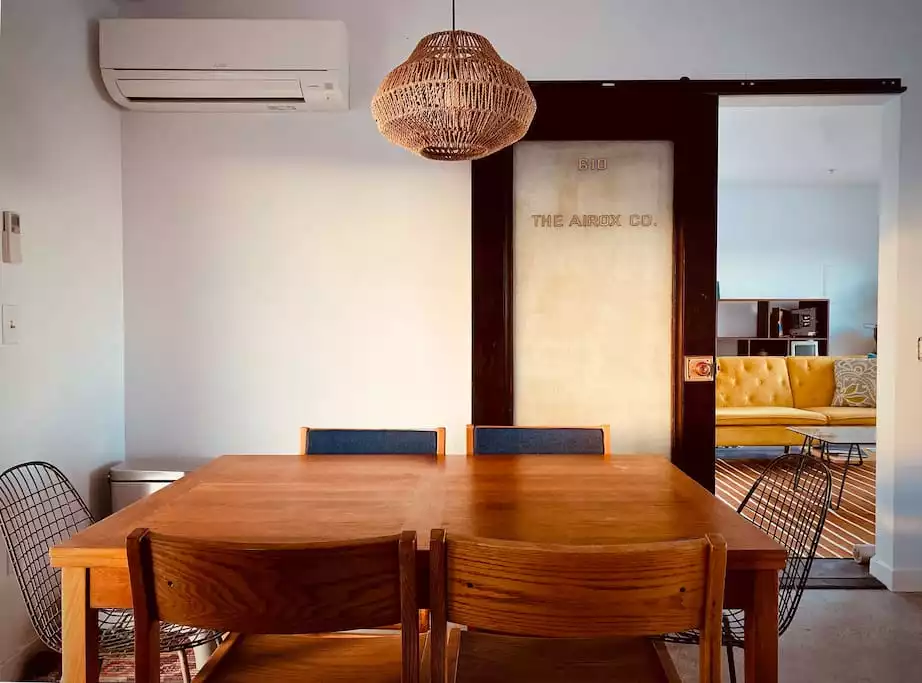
[
  {"x1": 716, "y1": 456, "x2": 875, "y2": 559},
  {"x1": 23, "y1": 651, "x2": 195, "y2": 683},
  {"x1": 99, "y1": 651, "x2": 194, "y2": 683}
]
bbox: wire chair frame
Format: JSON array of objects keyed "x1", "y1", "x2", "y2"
[
  {"x1": 665, "y1": 453, "x2": 832, "y2": 652},
  {"x1": 727, "y1": 452, "x2": 832, "y2": 641},
  {"x1": 0, "y1": 462, "x2": 217, "y2": 654}
]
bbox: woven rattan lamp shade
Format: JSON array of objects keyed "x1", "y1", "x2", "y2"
[{"x1": 371, "y1": 30, "x2": 536, "y2": 161}]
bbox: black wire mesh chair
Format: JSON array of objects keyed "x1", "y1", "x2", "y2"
[
  {"x1": 664, "y1": 452, "x2": 832, "y2": 683},
  {"x1": 0, "y1": 462, "x2": 219, "y2": 678}
]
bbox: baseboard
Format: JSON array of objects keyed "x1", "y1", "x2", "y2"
[
  {"x1": 870, "y1": 557, "x2": 922, "y2": 592},
  {"x1": 0, "y1": 636, "x2": 41, "y2": 681}
]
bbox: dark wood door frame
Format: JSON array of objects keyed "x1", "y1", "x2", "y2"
[{"x1": 472, "y1": 83, "x2": 719, "y2": 490}]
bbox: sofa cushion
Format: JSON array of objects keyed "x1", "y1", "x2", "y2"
[
  {"x1": 716, "y1": 357, "x2": 794, "y2": 408},
  {"x1": 832, "y1": 358, "x2": 877, "y2": 407},
  {"x1": 805, "y1": 406, "x2": 876, "y2": 426},
  {"x1": 717, "y1": 425, "x2": 808, "y2": 448},
  {"x1": 716, "y1": 407, "x2": 828, "y2": 427},
  {"x1": 786, "y1": 356, "x2": 836, "y2": 408}
]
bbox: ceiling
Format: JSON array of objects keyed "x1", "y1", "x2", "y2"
[{"x1": 718, "y1": 103, "x2": 884, "y2": 185}]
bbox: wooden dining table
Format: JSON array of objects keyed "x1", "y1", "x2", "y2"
[{"x1": 51, "y1": 454, "x2": 786, "y2": 683}]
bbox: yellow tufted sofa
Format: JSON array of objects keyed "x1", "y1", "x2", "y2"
[{"x1": 716, "y1": 356, "x2": 876, "y2": 448}]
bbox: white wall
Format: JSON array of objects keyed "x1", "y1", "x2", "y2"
[
  {"x1": 0, "y1": 0, "x2": 123, "y2": 675},
  {"x1": 122, "y1": 115, "x2": 470, "y2": 455},
  {"x1": 717, "y1": 105, "x2": 882, "y2": 356},
  {"x1": 718, "y1": 183, "x2": 879, "y2": 355},
  {"x1": 120, "y1": 0, "x2": 922, "y2": 588},
  {"x1": 873, "y1": 97, "x2": 922, "y2": 592}
]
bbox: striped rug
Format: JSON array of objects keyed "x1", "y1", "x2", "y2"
[{"x1": 716, "y1": 457, "x2": 876, "y2": 559}]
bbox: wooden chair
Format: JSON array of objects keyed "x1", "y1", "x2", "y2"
[
  {"x1": 429, "y1": 530, "x2": 727, "y2": 683},
  {"x1": 298, "y1": 427, "x2": 443, "y2": 634},
  {"x1": 301, "y1": 427, "x2": 446, "y2": 456},
  {"x1": 127, "y1": 529, "x2": 422, "y2": 683},
  {"x1": 466, "y1": 425, "x2": 610, "y2": 455}
]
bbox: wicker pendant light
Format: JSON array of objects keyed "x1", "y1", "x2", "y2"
[{"x1": 371, "y1": 1, "x2": 536, "y2": 161}]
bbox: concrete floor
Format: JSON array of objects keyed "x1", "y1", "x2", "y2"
[{"x1": 668, "y1": 590, "x2": 922, "y2": 682}]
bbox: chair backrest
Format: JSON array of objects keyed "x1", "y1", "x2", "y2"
[
  {"x1": 731, "y1": 452, "x2": 831, "y2": 639},
  {"x1": 128, "y1": 529, "x2": 419, "y2": 683},
  {"x1": 300, "y1": 427, "x2": 446, "y2": 456},
  {"x1": 0, "y1": 462, "x2": 94, "y2": 653},
  {"x1": 466, "y1": 425, "x2": 610, "y2": 455},
  {"x1": 429, "y1": 530, "x2": 726, "y2": 683}
]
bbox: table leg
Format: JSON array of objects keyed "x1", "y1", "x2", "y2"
[
  {"x1": 793, "y1": 436, "x2": 811, "y2": 490},
  {"x1": 62, "y1": 567, "x2": 99, "y2": 683},
  {"x1": 744, "y1": 569, "x2": 779, "y2": 683},
  {"x1": 834, "y1": 444, "x2": 855, "y2": 510}
]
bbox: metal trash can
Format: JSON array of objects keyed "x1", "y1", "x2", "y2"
[
  {"x1": 110, "y1": 457, "x2": 212, "y2": 512},
  {"x1": 109, "y1": 456, "x2": 217, "y2": 668}
]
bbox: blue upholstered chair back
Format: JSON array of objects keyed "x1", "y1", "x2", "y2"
[
  {"x1": 302, "y1": 428, "x2": 443, "y2": 455},
  {"x1": 469, "y1": 426, "x2": 608, "y2": 455}
]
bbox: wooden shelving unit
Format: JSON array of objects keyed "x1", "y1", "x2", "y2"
[{"x1": 717, "y1": 298, "x2": 830, "y2": 356}]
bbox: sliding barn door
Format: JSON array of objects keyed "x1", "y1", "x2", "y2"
[{"x1": 472, "y1": 84, "x2": 718, "y2": 489}]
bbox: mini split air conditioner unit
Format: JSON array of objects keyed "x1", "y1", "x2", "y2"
[{"x1": 99, "y1": 19, "x2": 349, "y2": 112}]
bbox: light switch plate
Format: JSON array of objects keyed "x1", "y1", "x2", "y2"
[{"x1": 2, "y1": 305, "x2": 20, "y2": 345}]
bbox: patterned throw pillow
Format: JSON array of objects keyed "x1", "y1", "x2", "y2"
[{"x1": 832, "y1": 358, "x2": 877, "y2": 408}]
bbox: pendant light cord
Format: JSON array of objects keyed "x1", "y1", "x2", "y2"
[{"x1": 452, "y1": 0, "x2": 457, "y2": 31}]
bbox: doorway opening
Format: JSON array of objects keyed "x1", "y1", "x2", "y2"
[{"x1": 714, "y1": 95, "x2": 892, "y2": 586}]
